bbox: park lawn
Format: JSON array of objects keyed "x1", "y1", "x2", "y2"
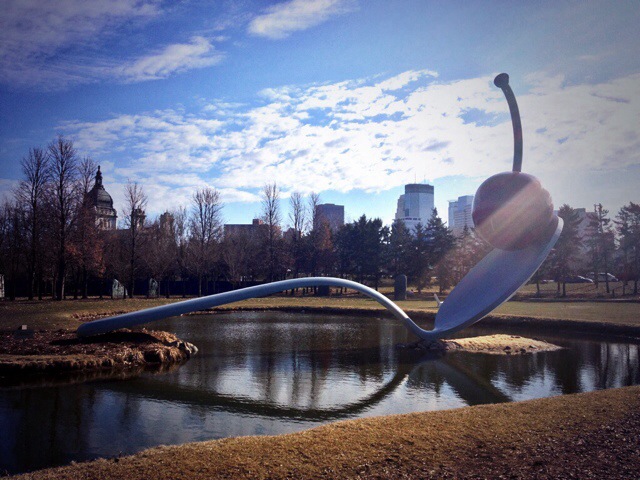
[
  {"x1": 492, "y1": 300, "x2": 640, "y2": 325},
  {"x1": 1, "y1": 292, "x2": 638, "y2": 332}
]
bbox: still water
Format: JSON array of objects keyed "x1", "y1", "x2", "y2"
[{"x1": 2, "y1": 311, "x2": 639, "y2": 475}]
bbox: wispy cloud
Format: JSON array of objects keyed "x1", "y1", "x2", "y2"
[
  {"x1": 248, "y1": 0, "x2": 356, "y2": 39},
  {"x1": 0, "y1": 179, "x2": 19, "y2": 204},
  {"x1": 0, "y1": 0, "x2": 160, "y2": 88},
  {"x1": 62, "y1": 70, "x2": 640, "y2": 216},
  {"x1": 0, "y1": 1, "x2": 224, "y2": 89},
  {"x1": 0, "y1": 0, "x2": 160, "y2": 59},
  {"x1": 115, "y1": 37, "x2": 224, "y2": 82}
]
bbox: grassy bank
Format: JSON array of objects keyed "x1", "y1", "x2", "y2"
[
  {"x1": 1, "y1": 293, "x2": 639, "y2": 333},
  {"x1": 11, "y1": 385, "x2": 640, "y2": 479}
]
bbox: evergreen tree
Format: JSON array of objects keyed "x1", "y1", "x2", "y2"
[
  {"x1": 335, "y1": 215, "x2": 385, "y2": 288},
  {"x1": 548, "y1": 204, "x2": 583, "y2": 297},
  {"x1": 586, "y1": 203, "x2": 614, "y2": 293},
  {"x1": 616, "y1": 202, "x2": 640, "y2": 294},
  {"x1": 388, "y1": 219, "x2": 412, "y2": 277},
  {"x1": 451, "y1": 225, "x2": 491, "y2": 285},
  {"x1": 425, "y1": 209, "x2": 456, "y2": 294},
  {"x1": 409, "y1": 222, "x2": 430, "y2": 293}
]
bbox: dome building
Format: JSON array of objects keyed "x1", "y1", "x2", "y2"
[{"x1": 87, "y1": 166, "x2": 117, "y2": 230}]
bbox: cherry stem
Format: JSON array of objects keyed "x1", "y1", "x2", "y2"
[{"x1": 494, "y1": 73, "x2": 523, "y2": 173}]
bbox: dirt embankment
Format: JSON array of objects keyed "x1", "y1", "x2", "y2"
[{"x1": 0, "y1": 329, "x2": 197, "y2": 377}]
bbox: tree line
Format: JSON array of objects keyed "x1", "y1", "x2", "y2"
[{"x1": 1, "y1": 137, "x2": 639, "y2": 300}]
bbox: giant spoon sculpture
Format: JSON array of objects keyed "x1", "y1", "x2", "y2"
[{"x1": 78, "y1": 74, "x2": 562, "y2": 341}]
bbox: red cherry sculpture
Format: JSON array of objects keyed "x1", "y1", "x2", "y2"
[
  {"x1": 472, "y1": 73, "x2": 559, "y2": 251},
  {"x1": 472, "y1": 171, "x2": 557, "y2": 250}
]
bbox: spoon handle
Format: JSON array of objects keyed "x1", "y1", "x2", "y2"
[{"x1": 494, "y1": 73, "x2": 523, "y2": 173}]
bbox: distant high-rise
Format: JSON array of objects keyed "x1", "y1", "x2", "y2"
[
  {"x1": 395, "y1": 184, "x2": 434, "y2": 233},
  {"x1": 448, "y1": 195, "x2": 475, "y2": 235},
  {"x1": 316, "y1": 203, "x2": 344, "y2": 232}
]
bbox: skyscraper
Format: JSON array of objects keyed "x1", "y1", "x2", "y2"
[
  {"x1": 448, "y1": 195, "x2": 475, "y2": 235},
  {"x1": 316, "y1": 203, "x2": 345, "y2": 233},
  {"x1": 395, "y1": 184, "x2": 434, "y2": 233}
]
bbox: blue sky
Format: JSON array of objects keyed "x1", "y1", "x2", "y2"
[{"x1": 1, "y1": 0, "x2": 639, "y2": 227}]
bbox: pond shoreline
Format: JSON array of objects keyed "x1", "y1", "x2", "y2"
[
  {"x1": 194, "y1": 305, "x2": 640, "y2": 338},
  {"x1": 3, "y1": 303, "x2": 636, "y2": 381},
  {"x1": 3, "y1": 305, "x2": 639, "y2": 478},
  {"x1": 10, "y1": 385, "x2": 640, "y2": 479}
]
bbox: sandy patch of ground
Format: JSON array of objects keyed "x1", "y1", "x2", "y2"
[
  {"x1": 399, "y1": 334, "x2": 561, "y2": 354},
  {"x1": 444, "y1": 334, "x2": 561, "y2": 354},
  {"x1": 0, "y1": 329, "x2": 197, "y2": 378}
]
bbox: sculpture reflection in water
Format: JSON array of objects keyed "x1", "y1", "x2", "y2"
[{"x1": 77, "y1": 73, "x2": 562, "y2": 340}]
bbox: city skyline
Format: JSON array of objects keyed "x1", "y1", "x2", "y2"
[{"x1": 1, "y1": 1, "x2": 638, "y2": 227}]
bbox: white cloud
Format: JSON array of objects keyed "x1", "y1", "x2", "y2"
[
  {"x1": 62, "y1": 71, "x2": 640, "y2": 218},
  {"x1": 248, "y1": 0, "x2": 356, "y2": 39},
  {"x1": 115, "y1": 37, "x2": 224, "y2": 82}
]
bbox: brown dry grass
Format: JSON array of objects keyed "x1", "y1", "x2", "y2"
[
  {"x1": 10, "y1": 386, "x2": 640, "y2": 479},
  {"x1": 1, "y1": 294, "x2": 639, "y2": 333}
]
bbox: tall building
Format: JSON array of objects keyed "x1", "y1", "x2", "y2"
[
  {"x1": 87, "y1": 166, "x2": 117, "y2": 230},
  {"x1": 395, "y1": 184, "x2": 434, "y2": 233},
  {"x1": 224, "y1": 218, "x2": 268, "y2": 237},
  {"x1": 448, "y1": 195, "x2": 475, "y2": 235},
  {"x1": 316, "y1": 203, "x2": 344, "y2": 233}
]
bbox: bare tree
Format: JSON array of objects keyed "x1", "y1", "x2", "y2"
[
  {"x1": 123, "y1": 181, "x2": 148, "y2": 298},
  {"x1": 172, "y1": 206, "x2": 190, "y2": 297},
  {"x1": 144, "y1": 212, "x2": 179, "y2": 297},
  {"x1": 261, "y1": 183, "x2": 282, "y2": 281},
  {"x1": 288, "y1": 191, "x2": 306, "y2": 280},
  {"x1": 306, "y1": 192, "x2": 323, "y2": 279},
  {"x1": 221, "y1": 231, "x2": 253, "y2": 288},
  {"x1": 71, "y1": 156, "x2": 104, "y2": 298},
  {"x1": 189, "y1": 187, "x2": 223, "y2": 296},
  {"x1": 78, "y1": 157, "x2": 97, "y2": 196},
  {"x1": 16, "y1": 147, "x2": 49, "y2": 299},
  {"x1": 47, "y1": 136, "x2": 80, "y2": 300},
  {"x1": 0, "y1": 201, "x2": 26, "y2": 300},
  {"x1": 308, "y1": 192, "x2": 321, "y2": 232}
]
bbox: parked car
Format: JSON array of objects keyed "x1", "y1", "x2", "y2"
[
  {"x1": 561, "y1": 275, "x2": 594, "y2": 284},
  {"x1": 586, "y1": 272, "x2": 619, "y2": 282}
]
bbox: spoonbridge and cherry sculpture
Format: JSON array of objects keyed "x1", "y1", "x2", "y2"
[{"x1": 77, "y1": 73, "x2": 562, "y2": 341}]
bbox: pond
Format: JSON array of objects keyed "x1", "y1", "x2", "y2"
[{"x1": 1, "y1": 311, "x2": 639, "y2": 475}]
